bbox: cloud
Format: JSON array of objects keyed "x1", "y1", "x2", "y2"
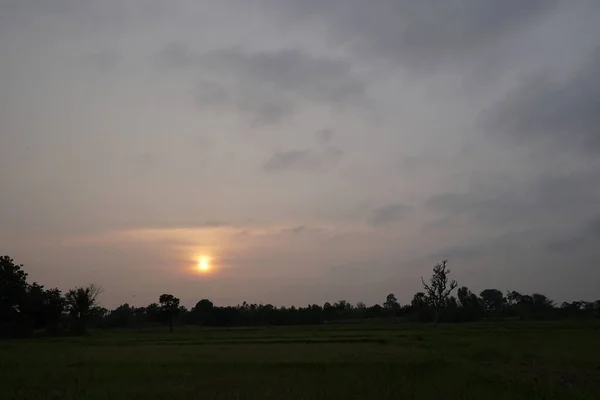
[
  {"x1": 158, "y1": 44, "x2": 367, "y2": 125},
  {"x1": 192, "y1": 80, "x2": 295, "y2": 126},
  {"x1": 431, "y1": 228, "x2": 547, "y2": 262},
  {"x1": 287, "y1": 225, "x2": 307, "y2": 235},
  {"x1": 426, "y1": 167, "x2": 600, "y2": 230},
  {"x1": 0, "y1": 1, "x2": 152, "y2": 35},
  {"x1": 263, "y1": 150, "x2": 320, "y2": 172},
  {"x1": 4, "y1": 0, "x2": 600, "y2": 305},
  {"x1": 81, "y1": 49, "x2": 120, "y2": 72},
  {"x1": 486, "y1": 48, "x2": 600, "y2": 152},
  {"x1": 279, "y1": 225, "x2": 325, "y2": 236},
  {"x1": 0, "y1": 0, "x2": 84, "y2": 19},
  {"x1": 266, "y1": 0, "x2": 557, "y2": 71},
  {"x1": 369, "y1": 204, "x2": 411, "y2": 227},
  {"x1": 263, "y1": 147, "x2": 343, "y2": 173},
  {"x1": 423, "y1": 165, "x2": 600, "y2": 283},
  {"x1": 426, "y1": 191, "x2": 528, "y2": 226},
  {"x1": 315, "y1": 129, "x2": 334, "y2": 143},
  {"x1": 546, "y1": 216, "x2": 600, "y2": 252}
]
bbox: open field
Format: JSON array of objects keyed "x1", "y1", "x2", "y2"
[{"x1": 1, "y1": 322, "x2": 599, "y2": 399}]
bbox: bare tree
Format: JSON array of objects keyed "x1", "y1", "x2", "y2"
[
  {"x1": 421, "y1": 260, "x2": 457, "y2": 326},
  {"x1": 65, "y1": 283, "x2": 103, "y2": 335}
]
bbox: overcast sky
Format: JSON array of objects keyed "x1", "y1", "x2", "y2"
[{"x1": 1, "y1": 1, "x2": 599, "y2": 308}]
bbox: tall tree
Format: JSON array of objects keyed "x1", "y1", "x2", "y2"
[
  {"x1": 507, "y1": 291, "x2": 534, "y2": 320},
  {"x1": 410, "y1": 292, "x2": 431, "y2": 322},
  {"x1": 421, "y1": 260, "x2": 457, "y2": 326},
  {"x1": 0, "y1": 256, "x2": 30, "y2": 337},
  {"x1": 22, "y1": 283, "x2": 46, "y2": 329},
  {"x1": 532, "y1": 293, "x2": 554, "y2": 316},
  {"x1": 191, "y1": 299, "x2": 214, "y2": 325},
  {"x1": 145, "y1": 302, "x2": 162, "y2": 324},
  {"x1": 65, "y1": 284, "x2": 103, "y2": 335},
  {"x1": 384, "y1": 293, "x2": 399, "y2": 309},
  {"x1": 480, "y1": 289, "x2": 506, "y2": 318},
  {"x1": 159, "y1": 294, "x2": 180, "y2": 333},
  {"x1": 457, "y1": 286, "x2": 483, "y2": 322},
  {"x1": 43, "y1": 288, "x2": 65, "y2": 334},
  {"x1": 103, "y1": 303, "x2": 135, "y2": 328}
]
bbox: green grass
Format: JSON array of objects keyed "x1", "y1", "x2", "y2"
[{"x1": 1, "y1": 322, "x2": 599, "y2": 399}]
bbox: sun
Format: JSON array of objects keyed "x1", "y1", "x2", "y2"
[{"x1": 197, "y1": 256, "x2": 211, "y2": 273}]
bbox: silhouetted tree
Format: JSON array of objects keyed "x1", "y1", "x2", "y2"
[
  {"x1": 505, "y1": 291, "x2": 556, "y2": 320},
  {"x1": 366, "y1": 304, "x2": 383, "y2": 318},
  {"x1": 144, "y1": 302, "x2": 162, "y2": 324},
  {"x1": 507, "y1": 291, "x2": 533, "y2": 320},
  {"x1": 43, "y1": 288, "x2": 65, "y2": 334},
  {"x1": 443, "y1": 296, "x2": 460, "y2": 322},
  {"x1": 21, "y1": 283, "x2": 47, "y2": 330},
  {"x1": 531, "y1": 293, "x2": 555, "y2": 318},
  {"x1": 0, "y1": 256, "x2": 30, "y2": 337},
  {"x1": 323, "y1": 302, "x2": 336, "y2": 321},
  {"x1": 421, "y1": 260, "x2": 457, "y2": 326},
  {"x1": 384, "y1": 293, "x2": 399, "y2": 310},
  {"x1": 480, "y1": 289, "x2": 506, "y2": 319},
  {"x1": 191, "y1": 299, "x2": 214, "y2": 325},
  {"x1": 159, "y1": 294, "x2": 180, "y2": 333},
  {"x1": 457, "y1": 286, "x2": 483, "y2": 322},
  {"x1": 354, "y1": 302, "x2": 367, "y2": 318},
  {"x1": 65, "y1": 284, "x2": 103, "y2": 335},
  {"x1": 102, "y1": 303, "x2": 135, "y2": 328},
  {"x1": 8, "y1": 254, "x2": 600, "y2": 336},
  {"x1": 410, "y1": 292, "x2": 432, "y2": 322}
]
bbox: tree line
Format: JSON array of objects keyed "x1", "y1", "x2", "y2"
[{"x1": 1, "y1": 255, "x2": 599, "y2": 338}]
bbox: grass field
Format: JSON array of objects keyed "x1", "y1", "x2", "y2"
[{"x1": 1, "y1": 322, "x2": 599, "y2": 399}]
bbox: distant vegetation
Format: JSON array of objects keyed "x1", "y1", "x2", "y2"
[{"x1": 1, "y1": 255, "x2": 599, "y2": 338}]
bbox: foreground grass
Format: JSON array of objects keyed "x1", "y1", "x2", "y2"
[{"x1": 1, "y1": 322, "x2": 599, "y2": 399}]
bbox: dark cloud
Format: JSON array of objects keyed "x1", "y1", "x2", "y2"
[
  {"x1": 236, "y1": 95, "x2": 295, "y2": 127},
  {"x1": 158, "y1": 44, "x2": 367, "y2": 125},
  {"x1": 264, "y1": 150, "x2": 320, "y2": 172},
  {"x1": 289, "y1": 225, "x2": 306, "y2": 234},
  {"x1": 369, "y1": 204, "x2": 410, "y2": 226},
  {"x1": 546, "y1": 216, "x2": 600, "y2": 253},
  {"x1": 81, "y1": 49, "x2": 120, "y2": 72},
  {"x1": 426, "y1": 168, "x2": 600, "y2": 228},
  {"x1": 266, "y1": 0, "x2": 557, "y2": 71},
  {"x1": 191, "y1": 79, "x2": 296, "y2": 125},
  {"x1": 157, "y1": 42, "x2": 196, "y2": 69},
  {"x1": 192, "y1": 80, "x2": 233, "y2": 111},
  {"x1": 426, "y1": 191, "x2": 529, "y2": 225},
  {"x1": 0, "y1": 1, "x2": 82, "y2": 35},
  {"x1": 263, "y1": 146, "x2": 343, "y2": 173},
  {"x1": 279, "y1": 225, "x2": 325, "y2": 236},
  {"x1": 323, "y1": 146, "x2": 344, "y2": 161},
  {"x1": 263, "y1": 150, "x2": 320, "y2": 172},
  {"x1": 431, "y1": 227, "x2": 554, "y2": 263},
  {"x1": 0, "y1": 0, "x2": 84, "y2": 18},
  {"x1": 315, "y1": 129, "x2": 334, "y2": 143},
  {"x1": 201, "y1": 48, "x2": 365, "y2": 102},
  {"x1": 487, "y1": 48, "x2": 600, "y2": 152},
  {"x1": 0, "y1": 0, "x2": 163, "y2": 35}
]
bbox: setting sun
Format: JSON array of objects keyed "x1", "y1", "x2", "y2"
[{"x1": 197, "y1": 256, "x2": 211, "y2": 273}]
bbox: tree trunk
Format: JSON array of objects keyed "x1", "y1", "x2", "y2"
[{"x1": 169, "y1": 316, "x2": 173, "y2": 333}]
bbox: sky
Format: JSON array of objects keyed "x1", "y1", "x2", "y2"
[{"x1": 1, "y1": 0, "x2": 599, "y2": 309}]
